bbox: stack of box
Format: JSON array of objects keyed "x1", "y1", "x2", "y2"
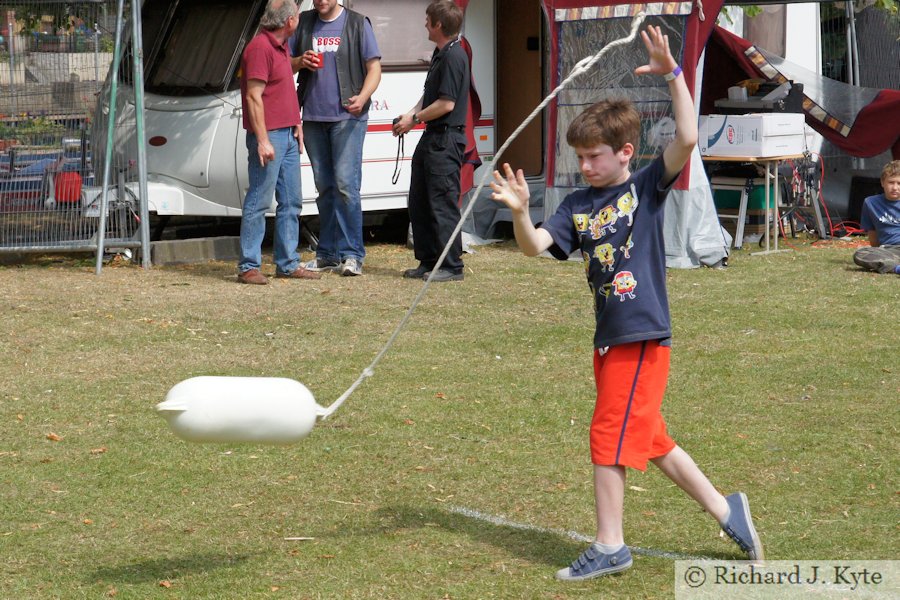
[{"x1": 699, "y1": 113, "x2": 806, "y2": 158}]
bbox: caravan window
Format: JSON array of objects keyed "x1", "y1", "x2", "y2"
[
  {"x1": 142, "y1": 0, "x2": 264, "y2": 95},
  {"x1": 346, "y1": 0, "x2": 435, "y2": 68}
]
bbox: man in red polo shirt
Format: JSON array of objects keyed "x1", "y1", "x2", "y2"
[{"x1": 238, "y1": 0, "x2": 320, "y2": 285}]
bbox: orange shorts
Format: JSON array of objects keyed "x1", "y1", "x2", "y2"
[{"x1": 590, "y1": 340, "x2": 676, "y2": 471}]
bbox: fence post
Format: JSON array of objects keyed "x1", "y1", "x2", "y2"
[
  {"x1": 95, "y1": 0, "x2": 126, "y2": 275},
  {"x1": 93, "y1": 22, "x2": 99, "y2": 82},
  {"x1": 6, "y1": 10, "x2": 17, "y2": 117},
  {"x1": 130, "y1": 0, "x2": 150, "y2": 269}
]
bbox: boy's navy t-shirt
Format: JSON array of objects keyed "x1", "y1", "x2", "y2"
[
  {"x1": 541, "y1": 156, "x2": 674, "y2": 349},
  {"x1": 860, "y1": 193, "x2": 900, "y2": 245}
]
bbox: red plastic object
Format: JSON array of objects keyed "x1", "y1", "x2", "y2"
[{"x1": 55, "y1": 171, "x2": 83, "y2": 203}]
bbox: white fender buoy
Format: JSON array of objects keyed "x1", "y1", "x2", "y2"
[{"x1": 157, "y1": 376, "x2": 325, "y2": 444}]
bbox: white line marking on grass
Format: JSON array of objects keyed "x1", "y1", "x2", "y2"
[{"x1": 448, "y1": 505, "x2": 711, "y2": 561}]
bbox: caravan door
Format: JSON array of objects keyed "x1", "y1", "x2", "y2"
[{"x1": 496, "y1": 0, "x2": 544, "y2": 176}]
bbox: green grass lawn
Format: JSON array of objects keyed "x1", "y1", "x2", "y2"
[{"x1": 1, "y1": 239, "x2": 897, "y2": 599}]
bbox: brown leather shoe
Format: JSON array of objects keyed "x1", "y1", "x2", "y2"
[
  {"x1": 275, "y1": 267, "x2": 322, "y2": 280},
  {"x1": 237, "y1": 269, "x2": 269, "y2": 285}
]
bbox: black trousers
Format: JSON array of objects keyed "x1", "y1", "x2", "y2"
[{"x1": 408, "y1": 129, "x2": 466, "y2": 273}]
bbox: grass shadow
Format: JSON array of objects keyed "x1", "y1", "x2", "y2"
[
  {"x1": 89, "y1": 552, "x2": 251, "y2": 585},
  {"x1": 371, "y1": 504, "x2": 740, "y2": 565},
  {"x1": 372, "y1": 504, "x2": 584, "y2": 567}
]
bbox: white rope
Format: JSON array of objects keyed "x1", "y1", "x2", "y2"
[{"x1": 319, "y1": 12, "x2": 648, "y2": 419}]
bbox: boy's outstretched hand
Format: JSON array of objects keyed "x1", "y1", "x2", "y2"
[
  {"x1": 634, "y1": 25, "x2": 678, "y2": 77},
  {"x1": 490, "y1": 163, "x2": 530, "y2": 212},
  {"x1": 490, "y1": 162, "x2": 553, "y2": 256}
]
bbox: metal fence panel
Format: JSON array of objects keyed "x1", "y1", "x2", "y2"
[
  {"x1": 0, "y1": 1, "x2": 141, "y2": 255},
  {"x1": 817, "y1": 4, "x2": 897, "y2": 223},
  {"x1": 820, "y1": 3, "x2": 899, "y2": 89}
]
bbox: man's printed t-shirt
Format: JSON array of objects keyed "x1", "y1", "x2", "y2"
[
  {"x1": 240, "y1": 30, "x2": 300, "y2": 131},
  {"x1": 299, "y1": 11, "x2": 380, "y2": 122},
  {"x1": 860, "y1": 193, "x2": 900, "y2": 246},
  {"x1": 541, "y1": 156, "x2": 674, "y2": 349}
]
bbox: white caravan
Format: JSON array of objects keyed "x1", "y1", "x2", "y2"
[{"x1": 94, "y1": 0, "x2": 545, "y2": 226}]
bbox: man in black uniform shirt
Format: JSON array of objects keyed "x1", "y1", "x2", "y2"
[{"x1": 392, "y1": 0, "x2": 469, "y2": 282}]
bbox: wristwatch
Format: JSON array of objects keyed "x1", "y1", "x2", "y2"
[{"x1": 412, "y1": 113, "x2": 422, "y2": 125}]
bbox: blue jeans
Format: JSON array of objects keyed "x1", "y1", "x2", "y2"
[
  {"x1": 302, "y1": 119, "x2": 366, "y2": 263},
  {"x1": 239, "y1": 128, "x2": 301, "y2": 274}
]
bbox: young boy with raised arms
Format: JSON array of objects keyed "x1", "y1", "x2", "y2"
[{"x1": 490, "y1": 26, "x2": 764, "y2": 581}]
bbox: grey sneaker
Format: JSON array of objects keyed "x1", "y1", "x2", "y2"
[
  {"x1": 339, "y1": 257, "x2": 362, "y2": 277},
  {"x1": 302, "y1": 258, "x2": 340, "y2": 272},
  {"x1": 721, "y1": 492, "x2": 764, "y2": 560},
  {"x1": 556, "y1": 544, "x2": 632, "y2": 581}
]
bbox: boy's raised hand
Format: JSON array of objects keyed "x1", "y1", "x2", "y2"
[
  {"x1": 490, "y1": 163, "x2": 530, "y2": 212},
  {"x1": 634, "y1": 25, "x2": 677, "y2": 77}
]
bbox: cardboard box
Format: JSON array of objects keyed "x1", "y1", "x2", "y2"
[{"x1": 699, "y1": 113, "x2": 806, "y2": 157}]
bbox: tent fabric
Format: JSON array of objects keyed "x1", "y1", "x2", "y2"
[
  {"x1": 458, "y1": 35, "x2": 483, "y2": 203},
  {"x1": 536, "y1": 1, "x2": 729, "y2": 269},
  {"x1": 541, "y1": 0, "x2": 725, "y2": 191},
  {"x1": 548, "y1": 7, "x2": 694, "y2": 188},
  {"x1": 706, "y1": 26, "x2": 900, "y2": 160},
  {"x1": 664, "y1": 147, "x2": 731, "y2": 268}
]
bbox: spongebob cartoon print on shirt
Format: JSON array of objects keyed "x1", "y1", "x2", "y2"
[
  {"x1": 616, "y1": 190, "x2": 639, "y2": 226},
  {"x1": 612, "y1": 270, "x2": 637, "y2": 301},
  {"x1": 541, "y1": 156, "x2": 671, "y2": 349},
  {"x1": 589, "y1": 205, "x2": 618, "y2": 238},
  {"x1": 620, "y1": 234, "x2": 634, "y2": 258},
  {"x1": 573, "y1": 186, "x2": 640, "y2": 309},
  {"x1": 594, "y1": 243, "x2": 616, "y2": 272}
]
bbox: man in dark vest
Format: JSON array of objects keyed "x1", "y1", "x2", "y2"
[
  {"x1": 291, "y1": 0, "x2": 381, "y2": 277},
  {"x1": 392, "y1": 0, "x2": 469, "y2": 282}
]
